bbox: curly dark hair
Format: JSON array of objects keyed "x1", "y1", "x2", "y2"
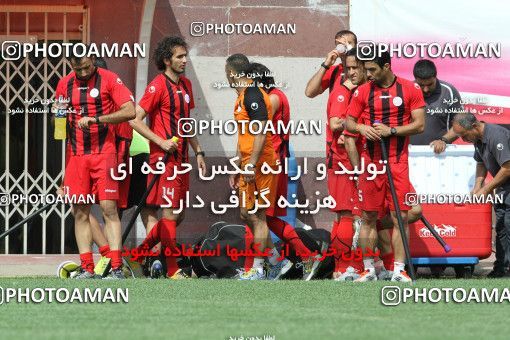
[{"x1": 154, "y1": 36, "x2": 188, "y2": 71}]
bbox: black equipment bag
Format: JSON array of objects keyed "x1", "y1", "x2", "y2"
[{"x1": 190, "y1": 221, "x2": 253, "y2": 278}]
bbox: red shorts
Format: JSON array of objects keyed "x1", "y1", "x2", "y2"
[
  {"x1": 377, "y1": 183, "x2": 417, "y2": 219},
  {"x1": 266, "y1": 172, "x2": 287, "y2": 217},
  {"x1": 64, "y1": 153, "x2": 119, "y2": 202},
  {"x1": 358, "y1": 160, "x2": 411, "y2": 213},
  {"x1": 327, "y1": 169, "x2": 360, "y2": 214},
  {"x1": 146, "y1": 161, "x2": 189, "y2": 208}
]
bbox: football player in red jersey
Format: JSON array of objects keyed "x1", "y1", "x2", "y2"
[
  {"x1": 130, "y1": 36, "x2": 206, "y2": 279},
  {"x1": 54, "y1": 52, "x2": 136, "y2": 279},
  {"x1": 346, "y1": 46, "x2": 426, "y2": 282},
  {"x1": 305, "y1": 30, "x2": 357, "y2": 98},
  {"x1": 327, "y1": 48, "x2": 367, "y2": 281}
]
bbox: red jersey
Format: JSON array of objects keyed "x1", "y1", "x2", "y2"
[
  {"x1": 321, "y1": 64, "x2": 344, "y2": 93},
  {"x1": 347, "y1": 76, "x2": 426, "y2": 163},
  {"x1": 269, "y1": 88, "x2": 290, "y2": 162},
  {"x1": 138, "y1": 73, "x2": 194, "y2": 163},
  {"x1": 326, "y1": 84, "x2": 361, "y2": 170},
  {"x1": 55, "y1": 67, "x2": 134, "y2": 156}
]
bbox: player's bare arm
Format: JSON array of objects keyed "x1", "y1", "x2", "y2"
[
  {"x1": 373, "y1": 107, "x2": 425, "y2": 137},
  {"x1": 245, "y1": 120, "x2": 268, "y2": 183},
  {"x1": 329, "y1": 117, "x2": 344, "y2": 133},
  {"x1": 229, "y1": 144, "x2": 242, "y2": 189},
  {"x1": 344, "y1": 135, "x2": 360, "y2": 169},
  {"x1": 189, "y1": 135, "x2": 206, "y2": 176},
  {"x1": 77, "y1": 101, "x2": 135, "y2": 129},
  {"x1": 269, "y1": 93, "x2": 281, "y2": 116},
  {"x1": 346, "y1": 115, "x2": 380, "y2": 141},
  {"x1": 130, "y1": 104, "x2": 178, "y2": 153},
  {"x1": 304, "y1": 49, "x2": 340, "y2": 98}
]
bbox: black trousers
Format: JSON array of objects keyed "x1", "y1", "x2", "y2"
[{"x1": 493, "y1": 190, "x2": 510, "y2": 270}]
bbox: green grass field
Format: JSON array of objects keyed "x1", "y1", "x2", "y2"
[{"x1": 1, "y1": 278, "x2": 510, "y2": 340}]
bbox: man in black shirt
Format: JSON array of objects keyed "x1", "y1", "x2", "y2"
[
  {"x1": 411, "y1": 60, "x2": 463, "y2": 153},
  {"x1": 452, "y1": 112, "x2": 510, "y2": 278}
]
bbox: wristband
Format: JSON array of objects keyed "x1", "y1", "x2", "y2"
[
  {"x1": 196, "y1": 151, "x2": 205, "y2": 157},
  {"x1": 95, "y1": 116, "x2": 100, "y2": 124},
  {"x1": 439, "y1": 137, "x2": 449, "y2": 143},
  {"x1": 321, "y1": 62, "x2": 330, "y2": 70}
]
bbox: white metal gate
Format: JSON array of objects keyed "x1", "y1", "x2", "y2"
[{"x1": 0, "y1": 5, "x2": 89, "y2": 254}]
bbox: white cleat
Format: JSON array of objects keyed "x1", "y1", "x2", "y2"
[
  {"x1": 238, "y1": 268, "x2": 266, "y2": 281},
  {"x1": 354, "y1": 269, "x2": 378, "y2": 282},
  {"x1": 334, "y1": 266, "x2": 361, "y2": 281},
  {"x1": 391, "y1": 270, "x2": 412, "y2": 283}
]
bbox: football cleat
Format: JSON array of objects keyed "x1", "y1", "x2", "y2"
[
  {"x1": 238, "y1": 268, "x2": 266, "y2": 280},
  {"x1": 334, "y1": 266, "x2": 361, "y2": 281},
  {"x1": 267, "y1": 258, "x2": 293, "y2": 280},
  {"x1": 74, "y1": 269, "x2": 100, "y2": 279},
  {"x1": 103, "y1": 268, "x2": 125, "y2": 280},
  {"x1": 94, "y1": 256, "x2": 111, "y2": 277},
  {"x1": 299, "y1": 254, "x2": 323, "y2": 281},
  {"x1": 354, "y1": 270, "x2": 378, "y2": 282},
  {"x1": 169, "y1": 268, "x2": 191, "y2": 280},
  {"x1": 377, "y1": 269, "x2": 393, "y2": 281},
  {"x1": 391, "y1": 270, "x2": 412, "y2": 283}
]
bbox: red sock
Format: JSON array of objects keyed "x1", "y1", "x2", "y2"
[
  {"x1": 381, "y1": 252, "x2": 394, "y2": 271},
  {"x1": 338, "y1": 216, "x2": 363, "y2": 272},
  {"x1": 336, "y1": 216, "x2": 363, "y2": 272},
  {"x1": 98, "y1": 244, "x2": 110, "y2": 258},
  {"x1": 159, "y1": 218, "x2": 179, "y2": 277},
  {"x1": 267, "y1": 216, "x2": 311, "y2": 260},
  {"x1": 134, "y1": 221, "x2": 162, "y2": 263},
  {"x1": 110, "y1": 250, "x2": 122, "y2": 270},
  {"x1": 79, "y1": 252, "x2": 94, "y2": 274},
  {"x1": 138, "y1": 220, "x2": 162, "y2": 251},
  {"x1": 329, "y1": 220, "x2": 345, "y2": 272},
  {"x1": 244, "y1": 225, "x2": 254, "y2": 271}
]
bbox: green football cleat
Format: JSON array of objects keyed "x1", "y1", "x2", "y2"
[{"x1": 94, "y1": 256, "x2": 111, "y2": 276}]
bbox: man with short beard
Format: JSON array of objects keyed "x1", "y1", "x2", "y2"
[
  {"x1": 345, "y1": 46, "x2": 426, "y2": 283},
  {"x1": 54, "y1": 52, "x2": 136, "y2": 279},
  {"x1": 327, "y1": 48, "x2": 366, "y2": 281},
  {"x1": 131, "y1": 36, "x2": 206, "y2": 279},
  {"x1": 305, "y1": 30, "x2": 357, "y2": 98}
]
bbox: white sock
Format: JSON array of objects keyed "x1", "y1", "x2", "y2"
[
  {"x1": 363, "y1": 258, "x2": 375, "y2": 272},
  {"x1": 268, "y1": 248, "x2": 280, "y2": 265},
  {"x1": 253, "y1": 257, "x2": 265, "y2": 270},
  {"x1": 394, "y1": 261, "x2": 405, "y2": 273}
]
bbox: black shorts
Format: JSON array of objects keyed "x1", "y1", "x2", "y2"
[{"x1": 126, "y1": 153, "x2": 149, "y2": 208}]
